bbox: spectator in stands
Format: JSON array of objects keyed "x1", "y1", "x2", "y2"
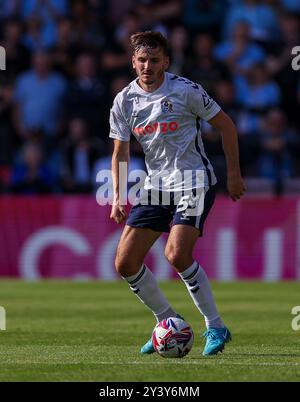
[
  {"x1": 10, "y1": 141, "x2": 55, "y2": 194},
  {"x1": 69, "y1": 0, "x2": 105, "y2": 51},
  {"x1": 280, "y1": 0, "x2": 300, "y2": 13},
  {"x1": 60, "y1": 118, "x2": 104, "y2": 193},
  {"x1": 257, "y1": 109, "x2": 296, "y2": 194},
  {"x1": 223, "y1": 0, "x2": 279, "y2": 43},
  {"x1": 266, "y1": 13, "x2": 300, "y2": 126},
  {"x1": 267, "y1": 13, "x2": 299, "y2": 75},
  {"x1": 22, "y1": 14, "x2": 54, "y2": 51},
  {"x1": 235, "y1": 62, "x2": 281, "y2": 111},
  {"x1": 21, "y1": 0, "x2": 68, "y2": 50},
  {"x1": 0, "y1": 84, "x2": 17, "y2": 168},
  {"x1": 135, "y1": 0, "x2": 181, "y2": 31},
  {"x1": 213, "y1": 79, "x2": 260, "y2": 176},
  {"x1": 0, "y1": 0, "x2": 22, "y2": 21},
  {"x1": 106, "y1": 0, "x2": 134, "y2": 26},
  {"x1": 232, "y1": 61, "x2": 281, "y2": 144},
  {"x1": 0, "y1": 18, "x2": 30, "y2": 85},
  {"x1": 103, "y1": 11, "x2": 140, "y2": 74},
  {"x1": 65, "y1": 52, "x2": 108, "y2": 138},
  {"x1": 50, "y1": 17, "x2": 80, "y2": 78},
  {"x1": 13, "y1": 51, "x2": 67, "y2": 142},
  {"x1": 115, "y1": 11, "x2": 141, "y2": 52},
  {"x1": 168, "y1": 25, "x2": 189, "y2": 76},
  {"x1": 20, "y1": 0, "x2": 68, "y2": 21},
  {"x1": 214, "y1": 21, "x2": 266, "y2": 78},
  {"x1": 213, "y1": 80, "x2": 239, "y2": 121},
  {"x1": 186, "y1": 33, "x2": 230, "y2": 94},
  {"x1": 183, "y1": 0, "x2": 227, "y2": 38}
]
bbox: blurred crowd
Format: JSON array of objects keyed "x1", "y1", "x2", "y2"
[{"x1": 0, "y1": 0, "x2": 299, "y2": 196}]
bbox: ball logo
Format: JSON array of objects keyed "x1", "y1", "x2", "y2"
[{"x1": 291, "y1": 46, "x2": 300, "y2": 71}]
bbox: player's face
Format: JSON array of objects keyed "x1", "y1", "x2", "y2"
[{"x1": 132, "y1": 47, "x2": 169, "y2": 89}]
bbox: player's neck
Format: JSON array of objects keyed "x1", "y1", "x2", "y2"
[{"x1": 137, "y1": 73, "x2": 165, "y2": 93}]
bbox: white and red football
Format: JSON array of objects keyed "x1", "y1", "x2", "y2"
[{"x1": 152, "y1": 317, "x2": 194, "y2": 358}]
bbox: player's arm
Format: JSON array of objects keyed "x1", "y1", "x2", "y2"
[
  {"x1": 110, "y1": 139, "x2": 130, "y2": 224},
  {"x1": 208, "y1": 110, "x2": 246, "y2": 201}
]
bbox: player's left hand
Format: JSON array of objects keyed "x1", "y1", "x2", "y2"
[
  {"x1": 110, "y1": 203, "x2": 127, "y2": 224},
  {"x1": 227, "y1": 173, "x2": 246, "y2": 201}
]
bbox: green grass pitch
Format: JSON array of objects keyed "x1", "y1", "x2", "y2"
[{"x1": 0, "y1": 280, "x2": 300, "y2": 382}]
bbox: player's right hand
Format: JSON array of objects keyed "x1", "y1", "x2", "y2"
[
  {"x1": 227, "y1": 173, "x2": 247, "y2": 202},
  {"x1": 110, "y1": 204, "x2": 127, "y2": 224}
]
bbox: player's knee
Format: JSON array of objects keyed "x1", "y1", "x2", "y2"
[
  {"x1": 115, "y1": 251, "x2": 128, "y2": 276},
  {"x1": 165, "y1": 247, "x2": 190, "y2": 270},
  {"x1": 115, "y1": 253, "x2": 138, "y2": 277}
]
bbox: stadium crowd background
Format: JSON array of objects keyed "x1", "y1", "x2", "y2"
[{"x1": 0, "y1": 0, "x2": 299, "y2": 196}]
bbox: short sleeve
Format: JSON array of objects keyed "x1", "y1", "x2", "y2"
[
  {"x1": 187, "y1": 84, "x2": 221, "y2": 121},
  {"x1": 109, "y1": 94, "x2": 131, "y2": 142}
]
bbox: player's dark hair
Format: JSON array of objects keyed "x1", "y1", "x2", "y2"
[{"x1": 130, "y1": 31, "x2": 169, "y2": 56}]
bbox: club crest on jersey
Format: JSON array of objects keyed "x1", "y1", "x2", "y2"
[{"x1": 161, "y1": 99, "x2": 173, "y2": 113}]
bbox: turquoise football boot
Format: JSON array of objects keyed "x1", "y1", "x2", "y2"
[
  {"x1": 140, "y1": 314, "x2": 184, "y2": 355},
  {"x1": 140, "y1": 338, "x2": 155, "y2": 355},
  {"x1": 202, "y1": 326, "x2": 232, "y2": 356}
]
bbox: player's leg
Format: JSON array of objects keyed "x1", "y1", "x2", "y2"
[
  {"x1": 165, "y1": 224, "x2": 231, "y2": 355},
  {"x1": 165, "y1": 186, "x2": 231, "y2": 355},
  {"x1": 165, "y1": 224, "x2": 224, "y2": 328},
  {"x1": 115, "y1": 225, "x2": 177, "y2": 323},
  {"x1": 116, "y1": 225, "x2": 178, "y2": 354}
]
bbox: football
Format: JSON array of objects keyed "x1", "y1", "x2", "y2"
[{"x1": 152, "y1": 317, "x2": 194, "y2": 358}]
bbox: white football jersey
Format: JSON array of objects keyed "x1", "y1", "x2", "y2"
[{"x1": 109, "y1": 72, "x2": 220, "y2": 191}]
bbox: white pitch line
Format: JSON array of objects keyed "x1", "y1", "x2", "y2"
[
  {"x1": 92, "y1": 361, "x2": 300, "y2": 367},
  {"x1": 2, "y1": 360, "x2": 299, "y2": 367}
]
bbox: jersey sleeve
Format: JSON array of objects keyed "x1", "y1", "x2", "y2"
[
  {"x1": 109, "y1": 94, "x2": 131, "y2": 142},
  {"x1": 187, "y1": 83, "x2": 221, "y2": 121}
]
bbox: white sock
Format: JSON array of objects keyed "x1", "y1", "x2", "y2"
[
  {"x1": 179, "y1": 261, "x2": 224, "y2": 329},
  {"x1": 124, "y1": 264, "x2": 177, "y2": 322}
]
